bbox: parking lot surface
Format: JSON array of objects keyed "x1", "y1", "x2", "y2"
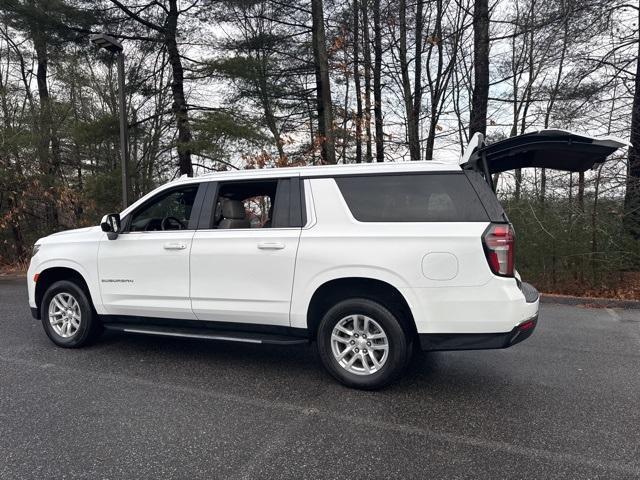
[{"x1": 1, "y1": 277, "x2": 639, "y2": 479}]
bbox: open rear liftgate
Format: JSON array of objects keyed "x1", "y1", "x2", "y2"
[{"x1": 459, "y1": 129, "x2": 629, "y2": 191}]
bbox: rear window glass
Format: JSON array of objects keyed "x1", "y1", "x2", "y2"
[
  {"x1": 463, "y1": 170, "x2": 508, "y2": 222},
  {"x1": 335, "y1": 173, "x2": 488, "y2": 222}
]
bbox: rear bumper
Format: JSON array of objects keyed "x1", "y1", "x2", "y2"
[
  {"x1": 419, "y1": 313, "x2": 538, "y2": 351},
  {"x1": 403, "y1": 275, "x2": 540, "y2": 335},
  {"x1": 419, "y1": 281, "x2": 539, "y2": 351}
]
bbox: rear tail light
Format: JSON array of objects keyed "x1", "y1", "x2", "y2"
[{"x1": 482, "y1": 223, "x2": 515, "y2": 277}]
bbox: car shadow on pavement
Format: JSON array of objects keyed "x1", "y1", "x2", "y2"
[{"x1": 95, "y1": 329, "x2": 449, "y2": 390}]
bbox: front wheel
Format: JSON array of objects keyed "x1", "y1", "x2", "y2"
[
  {"x1": 317, "y1": 298, "x2": 409, "y2": 390},
  {"x1": 41, "y1": 280, "x2": 102, "y2": 348}
]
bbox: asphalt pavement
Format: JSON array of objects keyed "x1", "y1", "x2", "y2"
[{"x1": 1, "y1": 276, "x2": 639, "y2": 479}]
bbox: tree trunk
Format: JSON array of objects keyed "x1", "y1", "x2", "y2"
[
  {"x1": 353, "y1": 0, "x2": 363, "y2": 163},
  {"x1": 424, "y1": 0, "x2": 450, "y2": 161},
  {"x1": 362, "y1": 0, "x2": 373, "y2": 162},
  {"x1": 166, "y1": 0, "x2": 193, "y2": 176},
  {"x1": 624, "y1": 7, "x2": 640, "y2": 239},
  {"x1": 264, "y1": 103, "x2": 286, "y2": 163},
  {"x1": 11, "y1": 218, "x2": 27, "y2": 260},
  {"x1": 5, "y1": 195, "x2": 26, "y2": 260},
  {"x1": 259, "y1": 80, "x2": 286, "y2": 163},
  {"x1": 424, "y1": 121, "x2": 437, "y2": 161},
  {"x1": 514, "y1": 1, "x2": 537, "y2": 201},
  {"x1": 311, "y1": 0, "x2": 336, "y2": 164},
  {"x1": 373, "y1": 0, "x2": 384, "y2": 162},
  {"x1": 340, "y1": 43, "x2": 350, "y2": 163},
  {"x1": 251, "y1": 48, "x2": 286, "y2": 163},
  {"x1": 577, "y1": 171, "x2": 585, "y2": 212},
  {"x1": 399, "y1": 0, "x2": 420, "y2": 161},
  {"x1": 69, "y1": 74, "x2": 84, "y2": 222},
  {"x1": 591, "y1": 165, "x2": 603, "y2": 282},
  {"x1": 542, "y1": 15, "x2": 568, "y2": 204},
  {"x1": 306, "y1": 95, "x2": 317, "y2": 164},
  {"x1": 414, "y1": 0, "x2": 424, "y2": 159},
  {"x1": 29, "y1": 1, "x2": 60, "y2": 231},
  {"x1": 469, "y1": 0, "x2": 489, "y2": 137}
]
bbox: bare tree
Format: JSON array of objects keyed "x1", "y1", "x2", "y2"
[
  {"x1": 109, "y1": 0, "x2": 194, "y2": 176},
  {"x1": 624, "y1": 3, "x2": 640, "y2": 239},
  {"x1": 373, "y1": 0, "x2": 384, "y2": 162},
  {"x1": 362, "y1": 0, "x2": 373, "y2": 162},
  {"x1": 469, "y1": 0, "x2": 489, "y2": 137},
  {"x1": 311, "y1": 0, "x2": 336, "y2": 163},
  {"x1": 353, "y1": 0, "x2": 363, "y2": 163},
  {"x1": 398, "y1": 0, "x2": 421, "y2": 160}
]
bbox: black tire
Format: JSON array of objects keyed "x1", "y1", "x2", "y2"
[
  {"x1": 317, "y1": 298, "x2": 409, "y2": 390},
  {"x1": 41, "y1": 280, "x2": 102, "y2": 348}
]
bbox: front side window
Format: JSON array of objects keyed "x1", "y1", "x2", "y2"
[
  {"x1": 335, "y1": 173, "x2": 489, "y2": 222},
  {"x1": 129, "y1": 185, "x2": 199, "y2": 231}
]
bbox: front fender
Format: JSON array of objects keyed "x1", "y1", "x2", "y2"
[{"x1": 29, "y1": 258, "x2": 105, "y2": 315}]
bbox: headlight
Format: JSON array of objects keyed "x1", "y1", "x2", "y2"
[{"x1": 32, "y1": 244, "x2": 41, "y2": 257}]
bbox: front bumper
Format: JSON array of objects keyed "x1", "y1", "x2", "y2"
[{"x1": 419, "y1": 282, "x2": 539, "y2": 351}]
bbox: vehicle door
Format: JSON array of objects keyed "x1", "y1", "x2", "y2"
[
  {"x1": 190, "y1": 176, "x2": 304, "y2": 326},
  {"x1": 98, "y1": 182, "x2": 206, "y2": 320}
]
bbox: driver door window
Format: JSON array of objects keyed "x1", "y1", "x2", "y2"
[{"x1": 129, "y1": 185, "x2": 199, "y2": 232}]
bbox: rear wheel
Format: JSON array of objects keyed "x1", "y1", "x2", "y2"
[
  {"x1": 41, "y1": 280, "x2": 102, "y2": 348},
  {"x1": 317, "y1": 298, "x2": 409, "y2": 389}
]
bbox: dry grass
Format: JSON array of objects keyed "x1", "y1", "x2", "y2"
[
  {"x1": 537, "y1": 272, "x2": 640, "y2": 300},
  {"x1": 0, "y1": 259, "x2": 28, "y2": 277}
]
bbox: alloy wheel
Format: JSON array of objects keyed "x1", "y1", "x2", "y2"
[
  {"x1": 330, "y1": 314, "x2": 389, "y2": 375},
  {"x1": 48, "y1": 292, "x2": 81, "y2": 338}
]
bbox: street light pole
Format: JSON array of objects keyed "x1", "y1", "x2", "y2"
[
  {"x1": 90, "y1": 33, "x2": 130, "y2": 209},
  {"x1": 115, "y1": 52, "x2": 130, "y2": 208}
]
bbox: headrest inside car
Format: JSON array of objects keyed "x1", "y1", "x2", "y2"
[{"x1": 222, "y1": 199, "x2": 246, "y2": 219}]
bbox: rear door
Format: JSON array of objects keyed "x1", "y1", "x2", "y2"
[
  {"x1": 460, "y1": 129, "x2": 628, "y2": 175},
  {"x1": 189, "y1": 176, "x2": 304, "y2": 326}
]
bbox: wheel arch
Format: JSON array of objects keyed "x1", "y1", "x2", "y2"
[
  {"x1": 305, "y1": 277, "x2": 417, "y2": 340},
  {"x1": 34, "y1": 266, "x2": 94, "y2": 319}
]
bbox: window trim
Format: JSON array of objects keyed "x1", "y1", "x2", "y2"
[
  {"x1": 301, "y1": 178, "x2": 316, "y2": 229},
  {"x1": 291, "y1": 177, "x2": 307, "y2": 227},
  {"x1": 299, "y1": 170, "x2": 463, "y2": 181},
  {"x1": 120, "y1": 182, "x2": 206, "y2": 234},
  {"x1": 195, "y1": 176, "x2": 307, "y2": 231}
]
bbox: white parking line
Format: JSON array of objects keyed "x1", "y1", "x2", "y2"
[{"x1": 605, "y1": 308, "x2": 620, "y2": 321}]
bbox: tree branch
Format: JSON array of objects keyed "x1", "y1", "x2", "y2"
[{"x1": 108, "y1": 0, "x2": 164, "y2": 33}]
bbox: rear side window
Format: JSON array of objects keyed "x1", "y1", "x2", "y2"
[
  {"x1": 463, "y1": 170, "x2": 508, "y2": 223},
  {"x1": 335, "y1": 173, "x2": 489, "y2": 222}
]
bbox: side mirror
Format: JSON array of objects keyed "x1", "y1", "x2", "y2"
[{"x1": 101, "y1": 213, "x2": 121, "y2": 240}]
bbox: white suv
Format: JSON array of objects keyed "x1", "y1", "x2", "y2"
[{"x1": 27, "y1": 130, "x2": 626, "y2": 389}]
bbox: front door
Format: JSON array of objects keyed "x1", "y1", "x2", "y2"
[
  {"x1": 98, "y1": 182, "x2": 204, "y2": 319},
  {"x1": 190, "y1": 177, "x2": 303, "y2": 326}
]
